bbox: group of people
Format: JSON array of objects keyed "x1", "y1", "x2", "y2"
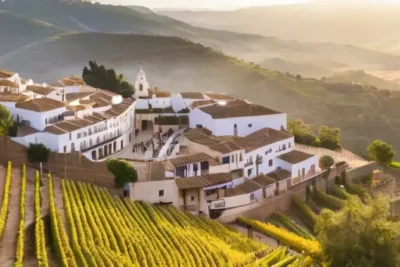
[{"x1": 132, "y1": 132, "x2": 165, "y2": 154}]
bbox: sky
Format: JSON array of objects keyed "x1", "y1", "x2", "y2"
[{"x1": 99, "y1": 0, "x2": 400, "y2": 9}]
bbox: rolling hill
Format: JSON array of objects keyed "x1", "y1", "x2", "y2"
[
  {"x1": 1, "y1": 0, "x2": 400, "y2": 78},
  {"x1": 1, "y1": 32, "x2": 400, "y2": 158},
  {"x1": 159, "y1": 2, "x2": 400, "y2": 53},
  {"x1": 0, "y1": 10, "x2": 67, "y2": 55}
]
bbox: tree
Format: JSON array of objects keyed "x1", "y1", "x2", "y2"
[
  {"x1": 27, "y1": 143, "x2": 51, "y2": 163},
  {"x1": 319, "y1": 155, "x2": 334, "y2": 193},
  {"x1": 0, "y1": 104, "x2": 13, "y2": 136},
  {"x1": 106, "y1": 159, "x2": 138, "y2": 188},
  {"x1": 255, "y1": 155, "x2": 263, "y2": 176},
  {"x1": 315, "y1": 196, "x2": 400, "y2": 267},
  {"x1": 367, "y1": 140, "x2": 395, "y2": 166},
  {"x1": 287, "y1": 119, "x2": 318, "y2": 145},
  {"x1": 82, "y1": 61, "x2": 135, "y2": 98},
  {"x1": 319, "y1": 155, "x2": 334, "y2": 170},
  {"x1": 318, "y1": 126, "x2": 340, "y2": 150}
]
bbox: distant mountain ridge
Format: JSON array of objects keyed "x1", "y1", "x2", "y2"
[
  {"x1": 159, "y1": 2, "x2": 400, "y2": 55},
  {"x1": 1, "y1": 0, "x2": 400, "y2": 78}
]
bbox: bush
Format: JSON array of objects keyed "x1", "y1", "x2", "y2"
[
  {"x1": 292, "y1": 196, "x2": 318, "y2": 230},
  {"x1": 312, "y1": 188, "x2": 346, "y2": 210},
  {"x1": 319, "y1": 155, "x2": 334, "y2": 170},
  {"x1": 27, "y1": 143, "x2": 50, "y2": 163},
  {"x1": 106, "y1": 159, "x2": 138, "y2": 188},
  {"x1": 360, "y1": 173, "x2": 373, "y2": 186}
]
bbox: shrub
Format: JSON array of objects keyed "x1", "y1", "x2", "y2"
[
  {"x1": 312, "y1": 188, "x2": 346, "y2": 210},
  {"x1": 27, "y1": 143, "x2": 51, "y2": 163},
  {"x1": 292, "y1": 196, "x2": 318, "y2": 230},
  {"x1": 106, "y1": 159, "x2": 138, "y2": 188}
]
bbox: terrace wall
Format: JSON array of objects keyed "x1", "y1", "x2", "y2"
[
  {"x1": 0, "y1": 136, "x2": 115, "y2": 187},
  {"x1": 347, "y1": 162, "x2": 381, "y2": 183}
]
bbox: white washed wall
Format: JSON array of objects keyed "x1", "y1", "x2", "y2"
[{"x1": 129, "y1": 180, "x2": 179, "y2": 205}]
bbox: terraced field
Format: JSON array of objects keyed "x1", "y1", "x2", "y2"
[{"x1": 0, "y1": 162, "x2": 305, "y2": 266}]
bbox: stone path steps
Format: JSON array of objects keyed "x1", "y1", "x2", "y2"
[{"x1": 0, "y1": 168, "x2": 22, "y2": 267}]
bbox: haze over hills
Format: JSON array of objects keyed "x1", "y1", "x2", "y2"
[
  {"x1": 1, "y1": 31, "x2": 400, "y2": 158},
  {"x1": 1, "y1": 0, "x2": 400, "y2": 157},
  {"x1": 2, "y1": 0, "x2": 400, "y2": 78},
  {"x1": 159, "y1": 1, "x2": 400, "y2": 55}
]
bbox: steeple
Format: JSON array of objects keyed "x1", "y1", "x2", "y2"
[{"x1": 135, "y1": 62, "x2": 150, "y2": 98}]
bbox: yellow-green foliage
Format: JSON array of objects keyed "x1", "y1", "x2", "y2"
[
  {"x1": 35, "y1": 171, "x2": 49, "y2": 267},
  {"x1": 0, "y1": 161, "x2": 12, "y2": 239},
  {"x1": 48, "y1": 174, "x2": 78, "y2": 267},
  {"x1": 15, "y1": 165, "x2": 26, "y2": 267},
  {"x1": 237, "y1": 216, "x2": 322, "y2": 259},
  {"x1": 55, "y1": 178, "x2": 288, "y2": 266}
]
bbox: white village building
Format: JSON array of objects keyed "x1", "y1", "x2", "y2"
[{"x1": 0, "y1": 67, "x2": 321, "y2": 218}]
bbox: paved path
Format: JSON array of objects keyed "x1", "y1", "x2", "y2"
[{"x1": 0, "y1": 168, "x2": 22, "y2": 267}]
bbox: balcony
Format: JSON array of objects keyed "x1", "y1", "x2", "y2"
[{"x1": 244, "y1": 161, "x2": 254, "y2": 168}]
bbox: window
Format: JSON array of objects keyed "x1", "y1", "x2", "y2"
[
  {"x1": 77, "y1": 133, "x2": 82, "y2": 139},
  {"x1": 265, "y1": 150, "x2": 268, "y2": 155},
  {"x1": 239, "y1": 153, "x2": 243, "y2": 161},
  {"x1": 231, "y1": 154, "x2": 234, "y2": 163},
  {"x1": 248, "y1": 123, "x2": 252, "y2": 128},
  {"x1": 288, "y1": 142, "x2": 291, "y2": 148},
  {"x1": 159, "y1": 190, "x2": 164, "y2": 197},
  {"x1": 250, "y1": 193, "x2": 255, "y2": 201},
  {"x1": 69, "y1": 133, "x2": 72, "y2": 141},
  {"x1": 190, "y1": 196, "x2": 195, "y2": 201},
  {"x1": 282, "y1": 144, "x2": 286, "y2": 150},
  {"x1": 269, "y1": 148, "x2": 272, "y2": 153},
  {"x1": 63, "y1": 146, "x2": 67, "y2": 153},
  {"x1": 222, "y1": 156, "x2": 230, "y2": 164},
  {"x1": 45, "y1": 118, "x2": 48, "y2": 124},
  {"x1": 247, "y1": 168, "x2": 253, "y2": 177},
  {"x1": 268, "y1": 159, "x2": 273, "y2": 167}
]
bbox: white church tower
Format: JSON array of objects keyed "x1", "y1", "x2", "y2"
[{"x1": 134, "y1": 64, "x2": 150, "y2": 99}]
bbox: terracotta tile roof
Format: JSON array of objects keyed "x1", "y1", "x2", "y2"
[
  {"x1": 184, "y1": 127, "x2": 292, "y2": 153},
  {"x1": 17, "y1": 125, "x2": 39, "y2": 137},
  {"x1": 15, "y1": 98, "x2": 66, "y2": 112},
  {"x1": 0, "y1": 69, "x2": 15, "y2": 79},
  {"x1": 45, "y1": 118, "x2": 96, "y2": 135},
  {"x1": 191, "y1": 99, "x2": 216, "y2": 108},
  {"x1": 169, "y1": 153, "x2": 219, "y2": 167},
  {"x1": 0, "y1": 93, "x2": 29, "y2": 102},
  {"x1": 66, "y1": 105, "x2": 87, "y2": 112},
  {"x1": 225, "y1": 179, "x2": 263, "y2": 197},
  {"x1": 266, "y1": 169, "x2": 291, "y2": 181},
  {"x1": 210, "y1": 141, "x2": 243, "y2": 154},
  {"x1": 50, "y1": 81, "x2": 65, "y2": 87},
  {"x1": 225, "y1": 187, "x2": 243, "y2": 197},
  {"x1": 26, "y1": 85, "x2": 55, "y2": 95},
  {"x1": 184, "y1": 128, "x2": 224, "y2": 147},
  {"x1": 278, "y1": 150, "x2": 315, "y2": 164},
  {"x1": 65, "y1": 92, "x2": 95, "y2": 102},
  {"x1": 200, "y1": 99, "x2": 281, "y2": 119},
  {"x1": 180, "y1": 92, "x2": 205, "y2": 99},
  {"x1": 233, "y1": 128, "x2": 292, "y2": 152},
  {"x1": 90, "y1": 91, "x2": 113, "y2": 107},
  {"x1": 59, "y1": 76, "x2": 86, "y2": 86},
  {"x1": 175, "y1": 173, "x2": 232, "y2": 189},
  {"x1": 79, "y1": 99, "x2": 96, "y2": 105},
  {"x1": 154, "y1": 91, "x2": 171, "y2": 97},
  {"x1": 43, "y1": 125, "x2": 66, "y2": 135},
  {"x1": 251, "y1": 174, "x2": 277, "y2": 187},
  {"x1": 204, "y1": 92, "x2": 235, "y2": 101},
  {"x1": 0, "y1": 79, "x2": 18, "y2": 88}
]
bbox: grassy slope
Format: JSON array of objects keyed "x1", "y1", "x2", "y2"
[
  {"x1": 2, "y1": 32, "x2": 400, "y2": 157},
  {"x1": 2, "y1": 1, "x2": 400, "y2": 78},
  {"x1": 326, "y1": 70, "x2": 400, "y2": 91},
  {"x1": 0, "y1": 11, "x2": 67, "y2": 55}
]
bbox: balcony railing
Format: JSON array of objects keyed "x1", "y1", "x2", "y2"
[{"x1": 244, "y1": 161, "x2": 254, "y2": 168}]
